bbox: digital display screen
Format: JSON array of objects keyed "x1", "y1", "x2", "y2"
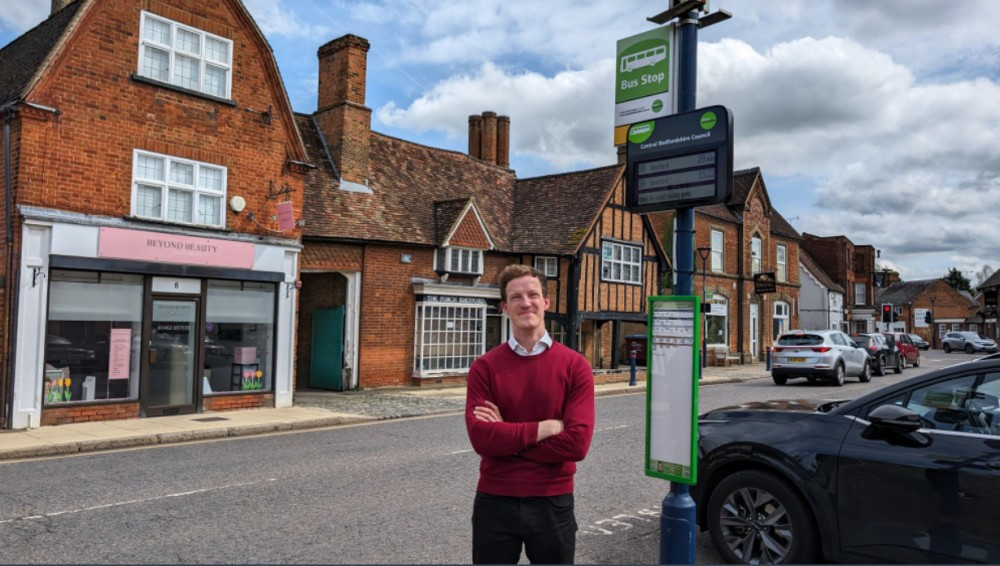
[{"x1": 634, "y1": 150, "x2": 717, "y2": 205}]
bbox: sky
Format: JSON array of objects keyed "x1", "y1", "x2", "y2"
[{"x1": 2, "y1": 0, "x2": 999, "y2": 284}]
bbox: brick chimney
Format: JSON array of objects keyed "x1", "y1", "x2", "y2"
[
  {"x1": 51, "y1": 0, "x2": 74, "y2": 15},
  {"x1": 466, "y1": 111, "x2": 510, "y2": 168},
  {"x1": 316, "y1": 34, "x2": 371, "y2": 190}
]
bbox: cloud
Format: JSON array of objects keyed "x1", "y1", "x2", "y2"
[
  {"x1": 375, "y1": 60, "x2": 617, "y2": 170},
  {"x1": 242, "y1": 0, "x2": 332, "y2": 41},
  {"x1": 0, "y1": 1, "x2": 48, "y2": 34}
]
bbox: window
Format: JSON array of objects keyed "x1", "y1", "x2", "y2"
[
  {"x1": 711, "y1": 230, "x2": 724, "y2": 272},
  {"x1": 705, "y1": 295, "x2": 728, "y2": 346},
  {"x1": 601, "y1": 241, "x2": 642, "y2": 284},
  {"x1": 854, "y1": 283, "x2": 866, "y2": 305},
  {"x1": 414, "y1": 301, "x2": 486, "y2": 375},
  {"x1": 895, "y1": 306, "x2": 904, "y2": 316},
  {"x1": 138, "y1": 11, "x2": 232, "y2": 99},
  {"x1": 952, "y1": 324, "x2": 961, "y2": 332},
  {"x1": 750, "y1": 236, "x2": 762, "y2": 274},
  {"x1": 203, "y1": 280, "x2": 276, "y2": 393},
  {"x1": 546, "y1": 319, "x2": 566, "y2": 344},
  {"x1": 970, "y1": 324, "x2": 979, "y2": 333},
  {"x1": 773, "y1": 301, "x2": 790, "y2": 340},
  {"x1": 535, "y1": 256, "x2": 558, "y2": 278},
  {"x1": 880, "y1": 372, "x2": 1000, "y2": 434},
  {"x1": 776, "y1": 245, "x2": 787, "y2": 282},
  {"x1": 435, "y1": 247, "x2": 483, "y2": 275},
  {"x1": 43, "y1": 271, "x2": 143, "y2": 405},
  {"x1": 132, "y1": 150, "x2": 226, "y2": 227}
]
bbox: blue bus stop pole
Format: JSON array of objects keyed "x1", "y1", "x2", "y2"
[{"x1": 661, "y1": 7, "x2": 699, "y2": 565}]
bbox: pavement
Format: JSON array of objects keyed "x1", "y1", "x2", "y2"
[{"x1": 0, "y1": 363, "x2": 770, "y2": 462}]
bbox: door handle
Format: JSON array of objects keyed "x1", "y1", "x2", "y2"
[{"x1": 148, "y1": 348, "x2": 158, "y2": 364}]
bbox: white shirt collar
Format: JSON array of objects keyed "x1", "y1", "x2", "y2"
[{"x1": 508, "y1": 331, "x2": 553, "y2": 357}]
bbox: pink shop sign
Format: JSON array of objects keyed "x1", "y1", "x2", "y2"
[{"x1": 99, "y1": 227, "x2": 254, "y2": 269}]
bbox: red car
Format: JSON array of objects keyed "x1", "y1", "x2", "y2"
[{"x1": 882, "y1": 332, "x2": 921, "y2": 370}]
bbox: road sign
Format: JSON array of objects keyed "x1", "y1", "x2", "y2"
[
  {"x1": 625, "y1": 105, "x2": 733, "y2": 213},
  {"x1": 614, "y1": 26, "x2": 677, "y2": 145},
  {"x1": 645, "y1": 295, "x2": 700, "y2": 484}
]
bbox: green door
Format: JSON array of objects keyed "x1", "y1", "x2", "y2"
[{"x1": 310, "y1": 306, "x2": 344, "y2": 390}]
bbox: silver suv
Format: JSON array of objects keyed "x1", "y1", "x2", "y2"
[
  {"x1": 942, "y1": 332, "x2": 998, "y2": 354},
  {"x1": 771, "y1": 329, "x2": 870, "y2": 386}
]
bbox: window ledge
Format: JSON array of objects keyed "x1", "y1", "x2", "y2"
[
  {"x1": 131, "y1": 74, "x2": 237, "y2": 107},
  {"x1": 124, "y1": 215, "x2": 229, "y2": 234}
]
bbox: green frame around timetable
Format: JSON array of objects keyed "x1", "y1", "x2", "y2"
[{"x1": 644, "y1": 295, "x2": 700, "y2": 484}]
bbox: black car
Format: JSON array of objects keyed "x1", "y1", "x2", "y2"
[
  {"x1": 852, "y1": 333, "x2": 903, "y2": 376},
  {"x1": 909, "y1": 333, "x2": 930, "y2": 351},
  {"x1": 694, "y1": 354, "x2": 1000, "y2": 564}
]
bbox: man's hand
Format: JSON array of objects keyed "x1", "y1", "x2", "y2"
[
  {"x1": 537, "y1": 419, "x2": 564, "y2": 442},
  {"x1": 473, "y1": 401, "x2": 504, "y2": 423}
]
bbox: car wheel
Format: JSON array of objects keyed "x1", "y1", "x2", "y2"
[
  {"x1": 944, "y1": 344, "x2": 951, "y2": 353},
  {"x1": 859, "y1": 360, "x2": 871, "y2": 382},
  {"x1": 833, "y1": 362, "x2": 845, "y2": 386},
  {"x1": 965, "y1": 344, "x2": 975, "y2": 354},
  {"x1": 772, "y1": 374, "x2": 787, "y2": 385},
  {"x1": 707, "y1": 470, "x2": 819, "y2": 565},
  {"x1": 874, "y1": 355, "x2": 885, "y2": 376},
  {"x1": 894, "y1": 355, "x2": 904, "y2": 374}
]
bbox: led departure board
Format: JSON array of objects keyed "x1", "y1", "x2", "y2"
[{"x1": 625, "y1": 106, "x2": 732, "y2": 213}]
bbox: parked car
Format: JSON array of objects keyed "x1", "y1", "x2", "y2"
[
  {"x1": 942, "y1": 331, "x2": 998, "y2": 354},
  {"x1": 852, "y1": 333, "x2": 898, "y2": 376},
  {"x1": 770, "y1": 329, "x2": 870, "y2": 386},
  {"x1": 908, "y1": 333, "x2": 930, "y2": 350},
  {"x1": 883, "y1": 331, "x2": 921, "y2": 369},
  {"x1": 694, "y1": 354, "x2": 1000, "y2": 564}
]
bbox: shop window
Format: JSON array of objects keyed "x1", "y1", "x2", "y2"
[
  {"x1": 414, "y1": 302, "x2": 485, "y2": 375},
  {"x1": 44, "y1": 271, "x2": 143, "y2": 405},
  {"x1": 138, "y1": 11, "x2": 232, "y2": 99},
  {"x1": 535, "y1": 256, "x2": 559, "y2": 278},
  {"x1": 705, "y1": 294, "x2": 728, "y2": 345},
  {"x1": 601, "y1": 241, "x2": 642, "y2": 284},
  {"x1": 203, "y1": 280, "x2": 276, "y2": 393},
  {"x1": 132, "y1": 150, "x2": 227, "y2": 228}
]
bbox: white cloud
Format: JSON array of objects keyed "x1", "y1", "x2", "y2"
[
  {"x1": 0, "y1": 1, "x2": 48, "y2": 34},
  {"x1": 242, "y1": 0, "x2": 331, "y2": 41},
  {"x1": 375, "y1": 60, "x2": 617, "y2": 170}
]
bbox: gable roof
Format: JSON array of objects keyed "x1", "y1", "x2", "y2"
[
  {"x1": 0, "y1": 0, "x2": 87, "y2": 105},
  {"x1": 874, "y1": 279, "x2": 938, "y2": 305},
  {"x1": 437, "y1": 198, "x2": 495, "y2": 249},
  {"x1": 512, "y1": 165, "x2": 623, "y2": 255},
  {"x1": 695, "y1": 167, "x2": 801, "y2": 239},
  {"x1": 978, "y1": 269, "x2": 1000, "y2": 291},
  {"x1": 799, "y1": 249, "x2": 844, "y2": 293}
]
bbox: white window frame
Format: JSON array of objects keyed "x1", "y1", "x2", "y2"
[
  {"x1": 138, "y1": 11, "x2": 233, "y2": 99},
  {"x1": 970, "y1": 323, "x2": 978, "y2": 333},
  {"x1": 772, "y1": 300, "x2": 790, "y2": 340},
  {"x1": 854, "y1": 283, "x2": 866, "y2": 306},
  {"x1": 751, "y1": 236, "x2": 762, "y2": 274},
  {"x1": 534, "y1": 256, "x2": 558, "y2": 278},
  {"x1": 894, "y1": 306, "x2": 904, "y2": 316},
  {"x1": 711, "y1": 229, "x2": 724, "y2": 272},
  {"x1": 131, "y1": 149, "x2": 227, "y2": 228},
  {"x1": 435, "y1": 247, "x2": 483, "y2": 275},
  {"x1": 413, "y1": 302, "x2": 486, "y2": 376},
  {"x1": 705, "y1": 294, "x2": 728, "y2": 345},
  {"x1": 601, "y1": 241, "x2": 642, "y2": 285},
  {"x1": 952, "y1": 323, "x2": 961, "y2": 332},
  {"x1": 776, "y1": 244, "x2": 787, "y2": 282}
]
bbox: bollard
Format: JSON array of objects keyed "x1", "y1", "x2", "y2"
[
  {"x1": 629, "y1": 350, "x2": 638, "y2": 386},
  {"x1": 766, "y1": 346, "x2": 771, "y2": 371}
]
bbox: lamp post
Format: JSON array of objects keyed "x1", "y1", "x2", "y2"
[
  {"x1": 697, "y1": 247, "x2": 712, "y2": 380},
  {"x1": 930, "y1": 295, "x2": 937, "y2": 349}
]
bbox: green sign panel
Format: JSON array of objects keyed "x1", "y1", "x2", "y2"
[{"x1": 615, "y1": 26, "x2": 676, "y2": 131}]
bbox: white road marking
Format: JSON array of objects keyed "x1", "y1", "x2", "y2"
[
  {"x1": 580, "y1": 508, "x2": 661, "y2": 536},
  {"x1": 0, "y1": 479, "x2": 277, "y2": 526},
  {"x1": 448, "y1": 449, "x2": 474, "y2": 455},
  {"x1": 595, "y1": 424, "x2": 629, "y2": 433}
]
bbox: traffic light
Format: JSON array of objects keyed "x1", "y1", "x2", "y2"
[
  {"x1": 881, "y1": 303, "x2": 893, "y2": 323},
  {"x1": 924, "y1": 310, "x2": 934, "y2": 324}
]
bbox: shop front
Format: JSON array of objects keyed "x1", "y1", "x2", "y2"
[{"x1": 9, "y1": 208, "x2": 299, "y2": 429}]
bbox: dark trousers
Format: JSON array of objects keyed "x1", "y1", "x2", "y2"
[{"x1": 472, "y1": 491, "x2": 577, "y2": 564}]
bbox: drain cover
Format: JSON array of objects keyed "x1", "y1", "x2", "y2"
[{"x1": 191, "y1": 416, "x2": 229, "y2": 422}]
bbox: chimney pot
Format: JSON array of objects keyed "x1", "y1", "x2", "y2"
[
  {"x1": 468, "y1": 115, "x2": 482, "y2": 160},
  {"x1": 480, "y1": 112, "x2": 498, "y2": 165},
  {"x1": 496, "y1": 115, "x2": 510, "y2": 168}
]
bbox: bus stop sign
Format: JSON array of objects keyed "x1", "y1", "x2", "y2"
[{"x1": 625, "y1": 105, "x2": 733, "y2": 213}]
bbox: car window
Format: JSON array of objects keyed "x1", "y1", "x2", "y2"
[
  {"x1": 855, "y1": 336, "x2": 871, "y2": 346},
  {"x1": 901, "y1": 335, "x2": 912, "y2": 345},
  {"x1": 778, "y1": 334, "x2": 822, "y2": 346},
  {"x1": 831, "y1": 333, "x2": 846, "y2": 346},
  {"x1": 901, "y1": 373, "x2": 1000, "y2": 435}
]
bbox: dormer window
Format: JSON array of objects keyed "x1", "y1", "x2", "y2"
[
  {"x1": 138, "y1": 11, "x2": 233, "y2": 99},
  {"x1": 435, "y1": 247, "x2": 483, "y2": 275}
]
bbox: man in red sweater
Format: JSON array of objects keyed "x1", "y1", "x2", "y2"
[{"x1": 466, "y1": 264, "x2": 595, "y2": 564}]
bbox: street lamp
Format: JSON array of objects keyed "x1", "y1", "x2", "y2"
[
  {"x1": 697, "y1": 246, "x2": 712, "y2": 380},
  {"x1": 930, "y1": 295, "x2": 937, "y2": 349}
]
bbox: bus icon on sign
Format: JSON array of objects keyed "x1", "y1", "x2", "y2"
[{"x1": 620, "y1": 44, "x2": 667, "y2": 73}]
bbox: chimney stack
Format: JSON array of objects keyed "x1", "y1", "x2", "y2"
[
  {"x1": 316, "y1": 35, "x2": 371, "y2": 189},
  {"x1": 51, "y1": 0, "x2": 74, "y2": 15},
  {"x1": 466, "y1": 111, "x2": 510, "y2": 168}
]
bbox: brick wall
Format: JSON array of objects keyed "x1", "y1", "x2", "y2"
[
  {"x1": 296, "y1": 272, "x2": 348, "y2": 389},
  {"x1": 203, "y1": 393, "x2": 274, "y2": 412},
  {"x1": 41, "y1": 402, "x2": 139, "y2": 426},
  {"x1": 449, "y1": 210, "x2": 492, "y2": 249}
]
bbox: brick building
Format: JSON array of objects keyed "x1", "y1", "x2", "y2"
[
  {"x1": 295, "y1": 35, "x2": 669, "y2": 390},
  {"x1": 799, "y1": 233, "x2": 877, "y2": 334},
  {"x1": 976, "y1": 271, "x2": 1000, "y2": 339},
  {"x1": 0, "y1": 0, "x2": 307, "y2": 428},
  {"x1": 875, "y1": 279, "x2": 980, "y2": 348},
  {"x1": 651, "y1": 167, "x2": 801, "y2": 364}
]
